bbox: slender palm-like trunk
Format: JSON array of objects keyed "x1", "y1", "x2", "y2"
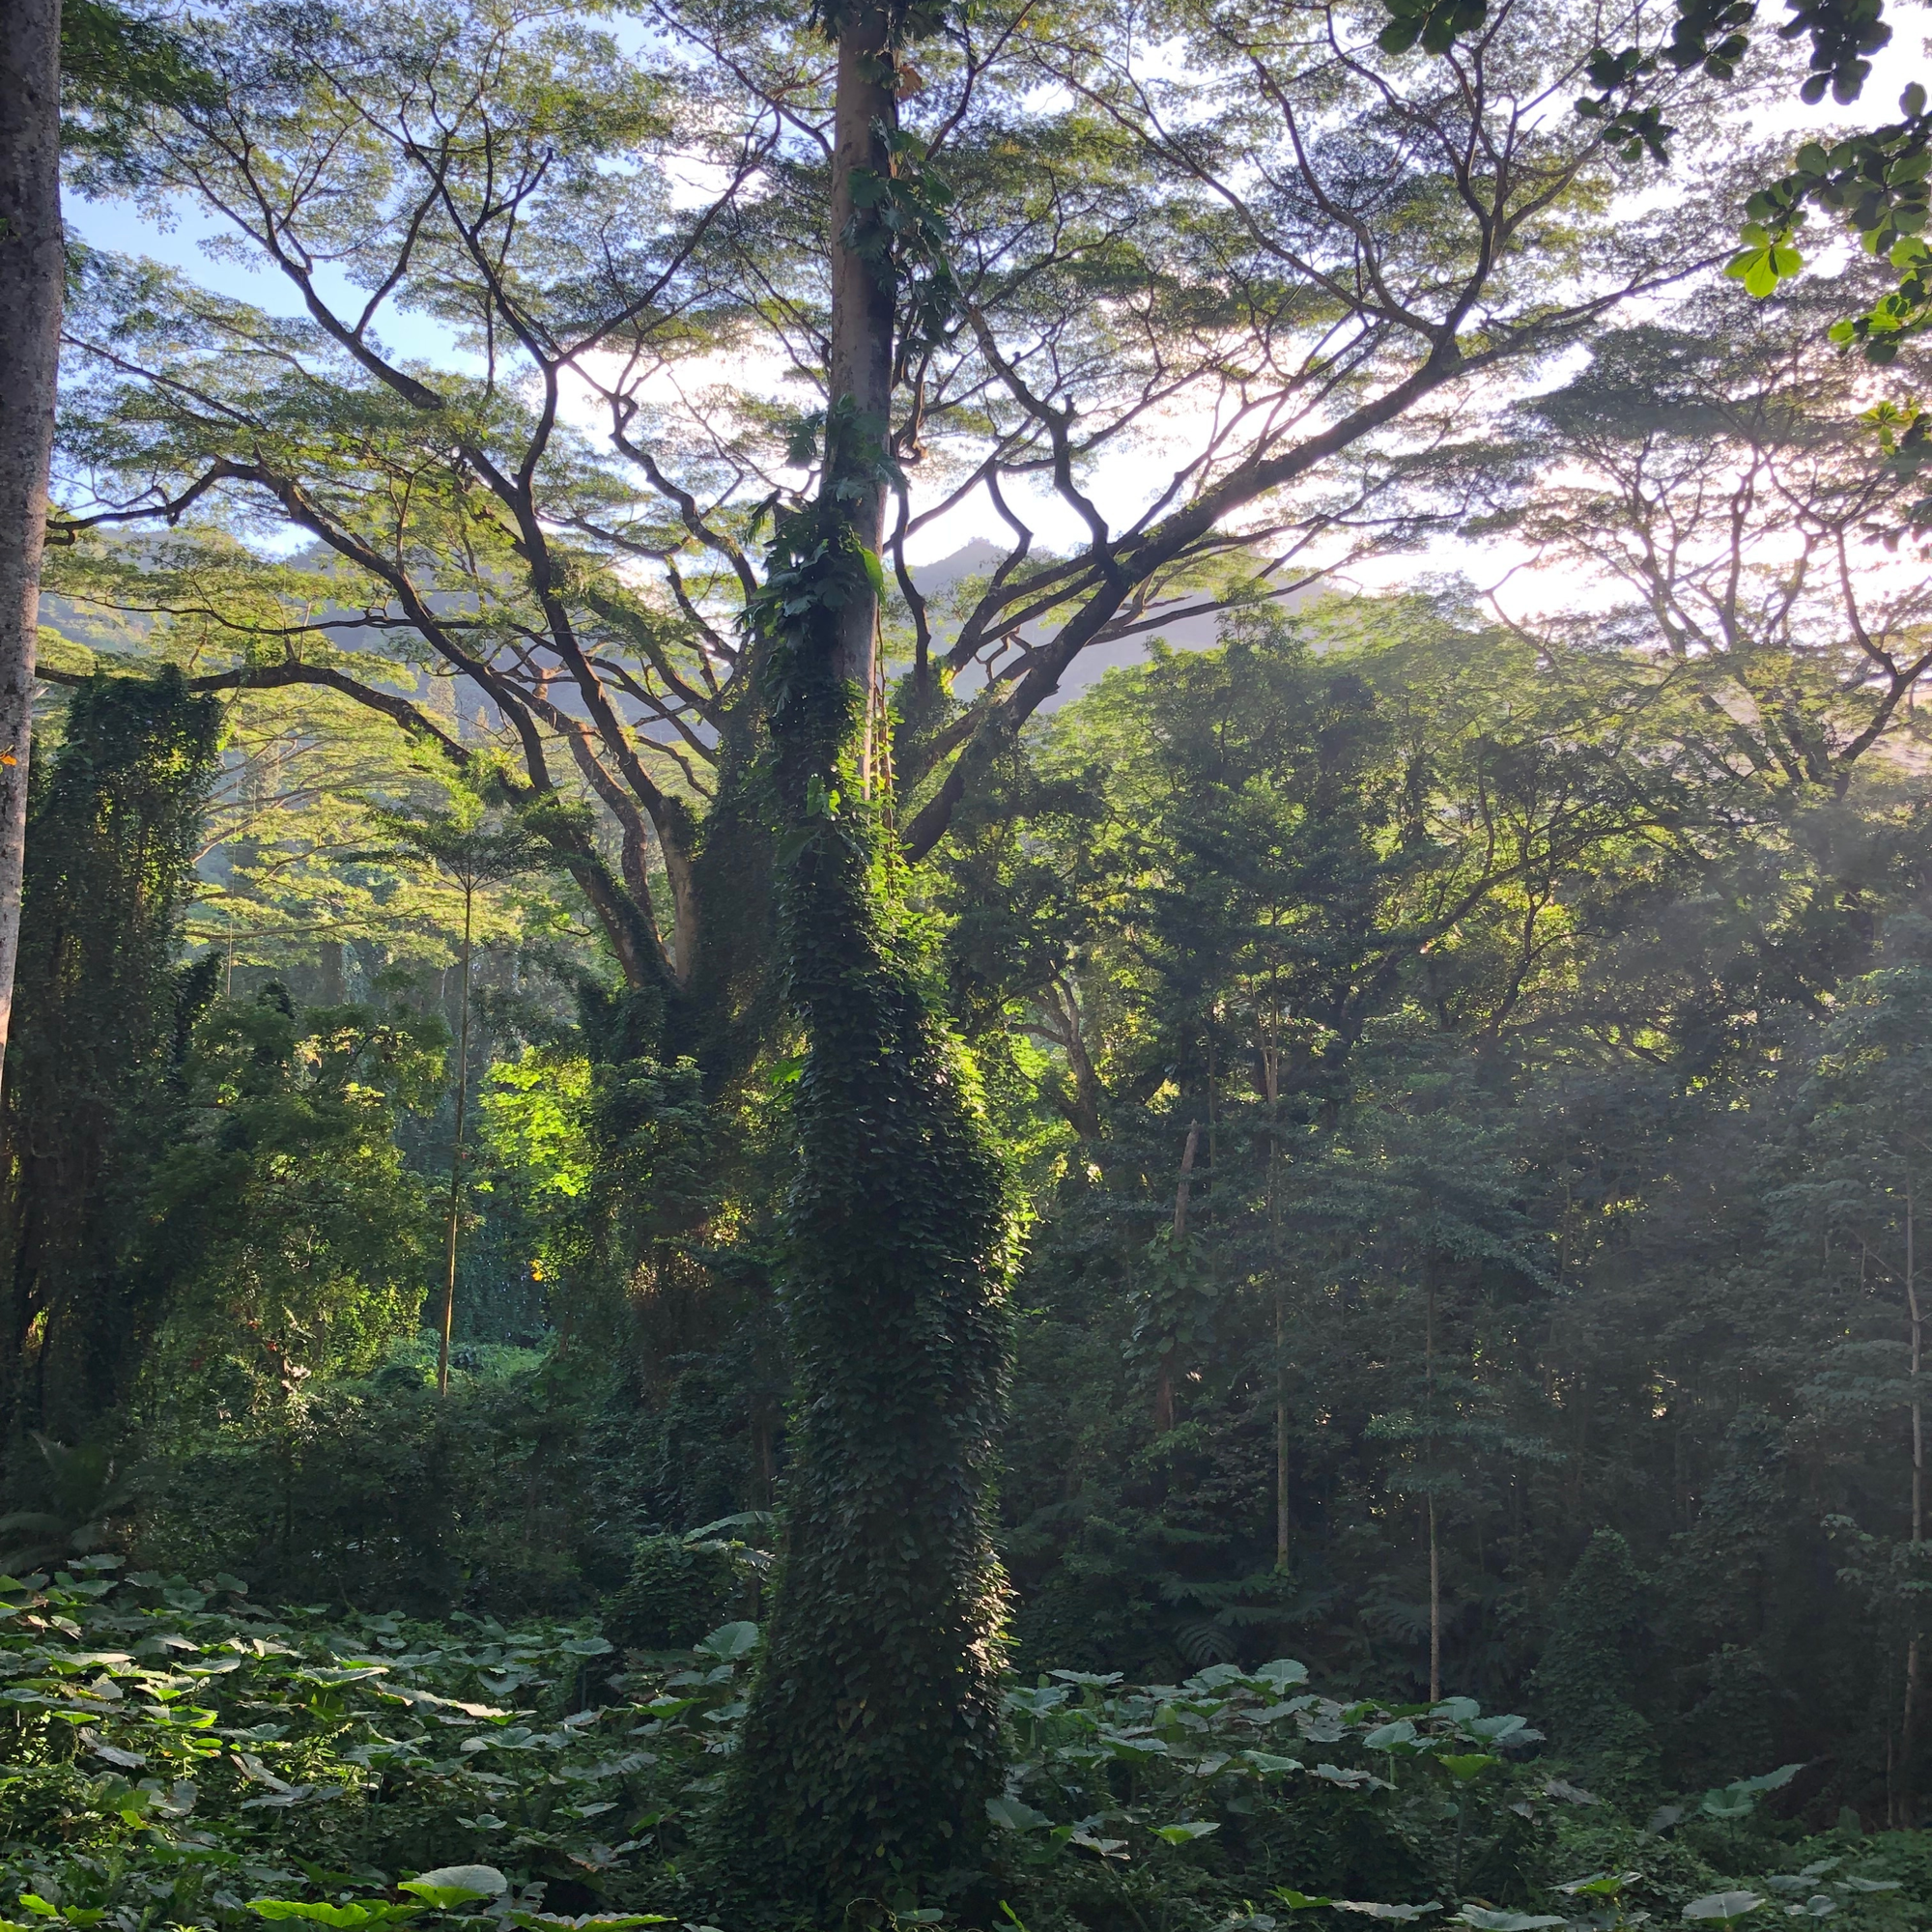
[
  {"x1": 0, "y1": 0, "x2": 63, "y2": 1110},
  {"x1": 1428, "y1": 1492, "x2": 1441, "y2": 1704},
  {"x1": 1427, "y1": 1264, "x2": 1440, "y2": 1704},
  {"x1": 1904, "y1": 1182, "x2": 1921, "y2": 1825},
  {"x1": 436, "y1": 877, "x2": 473, "y2": 1398},
  {"x1": 1155, "y1": 1120, "x2": 1200, "y2": 1433},
  {"x1": 1264, "y1": 1031, "x2": 1289, "y2": 1569}
]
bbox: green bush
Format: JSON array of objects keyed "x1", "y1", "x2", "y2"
[{"x1": 601, "y1": 1534, "x2": 735, "y2": 1651}]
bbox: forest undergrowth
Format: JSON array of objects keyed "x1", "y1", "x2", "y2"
[{"x1": 0, "y1": 1561, "x2": 1920, "y2": 1932}]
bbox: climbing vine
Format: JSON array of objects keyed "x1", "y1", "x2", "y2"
[{"x1": 712, "y1": 8, "x2": 1013, "y2": 1902}]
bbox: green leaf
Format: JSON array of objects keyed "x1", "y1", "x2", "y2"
[
  {"x1": 694, "y1": 1621, "x2": 758, "y2": 1661},
  {"x1": 985, "y1": 1796, "x2": 1050, "y2": 1832},
  {"x1": 1151, "y1": 1821, "x2": 1220, "y2": 1844},
  {"x1": 397, "y1": 1868, "x2": 507, "y2": 1909},
  {"x1": 1255, "y1": 1659, "x2": 1311, "y2": 1689},
  {"x1": 1273, "y1": 1894, "x2": 1333, "y2": 1913},
  {"x1": 1438, "y1": 1752, "x2": 1496, "y2": 1781},
  {"x1": 1554, "y1": 1874, "x2": 1638, "y2": 1898},
  {"x1": 1464, "y1": 1714, "x2": 1527, "y2": 1742},
  {"x1": 1454, "y1": 1913, "x2": 1566, "y2": 1931},
  {"x1": 1363, "y1": 1719, "x2": 1417, "y2": 1749},
  {"x1": 1682, "y1": 1896, "x2": 1765, "y2": 1924}
]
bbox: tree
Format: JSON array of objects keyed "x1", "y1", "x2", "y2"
[
  {"x1": 1, "y1": 0, "x2": 213, "y2": 1108},
  {"x1": 0, "y1": 0, "x2": 64, "y2": 1108},
  {"x1": 135, "y1": 988, "x2": 444, "y2": 1422},
  {"x1": 381, "y1": 800, "x2": 542, "y2": 1396},
  {"x1": 49, "y1": 0, "x2": 1745, "y2": 1073},
  {"x1": 709, "y1": 2, "x2": 1010, "y2": 1904},
  {"x1": 1486, "y1": 275, "x2": 1932, "y2": 791},
  {"x1": 1764, "y1": 924, "x2": 1932, "y2": 1822},
  {"x1": 0, "y1": 669, "x2": 221, "y2": 1449},
  {"x1": 1535, "y1": 1528, "x2": 1660, "y2": 1795}
]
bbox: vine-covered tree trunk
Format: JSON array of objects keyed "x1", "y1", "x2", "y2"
[
  {"x1": 716, "y1": 0, "x2": 1010, "y2": 1906},
  {"x1": 0, "y1": 671, "x2": 220, "y2": 1449},
  {"x1": 0, "y1": 0, "x2": 63, "y2": 1105}
]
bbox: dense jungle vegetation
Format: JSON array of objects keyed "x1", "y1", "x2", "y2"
[{"x1": 7, "y1": 0, "x2": 1932, "y2": 1927}]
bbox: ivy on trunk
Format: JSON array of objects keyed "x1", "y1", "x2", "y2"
[{"x1": 713, "y1": 0, "x2": 1010, "y2": 1908}]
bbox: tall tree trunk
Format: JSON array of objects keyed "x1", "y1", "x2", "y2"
[
  {"x1": 0, "y1": 0, "x2": 63, "y2": 1109},
  {"x1": 1427, "y1": 1263, "x2": 1441, "y2": 1704},
  {"x1": 1905, "y1": 1181, "x2": 1921, "y2": 1825},
  {"x1": 1428, "y1": 1492, "x2": 1441, "y2": 1705},
  {"x1": 1264, "y1": 1034, "x2": 1289, "y2": 1569},
  {"x1": 1154, "y1": 1119, "x2": 1200, "y2": 1433},
  {"x1": 436, "y1": 877, "x2": 473, "y2": 1398},
  {"x1": 717, "y1": 5, "x2": 1009, "y2": 1906},
  {"x1": 824, "y1": 9, "x2": 893, "y2": 694}
]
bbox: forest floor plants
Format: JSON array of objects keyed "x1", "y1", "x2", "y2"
[{"x1": 0, "y1": 1564, "x2": 1918, "y2": 1932}]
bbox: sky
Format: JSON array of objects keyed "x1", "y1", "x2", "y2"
[{"x1": 61, "y1": 5, "x2": 1932, "y2": 601}]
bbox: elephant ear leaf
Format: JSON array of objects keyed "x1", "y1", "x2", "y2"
[
  {"x1": 1682, "y1": 1895, "x2": 1766, "y2": 1924},
  {"x1": 1457, "y1": 1915, "x2": 1568, "y2": 1931},
  {"x1": 398, "y1": 1867, "x2": 507, "y2": 1910}
]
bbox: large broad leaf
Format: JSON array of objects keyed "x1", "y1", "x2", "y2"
[
  {"x1": 1554, "y1": 1874, "x2": 1638, "y2": 1899},
  {"x1": 1331, "y1": 1905, "x2": 1441, "y2": 1922},
  {"x1": 1186, "y1": 1663, "x2": 1249, "y2": 1690},
  {"x1": 398, "y1": 1868, "x2": 507, "y2": 1909},
  {"x1": 693, "y1": 1622, "x2": 758, "y2": 1662},
  {"x1": 1682, "y1": 1894, "x2": 1765, "y2": 1923},
  {"x1": 1254, "y1": 1659, "x2": 1311, "y2": 1690},
  {"x1": 1362, "y1": 1719, "x2": 1417, "y2": 1750},
  {"x1": 1454, "y1": 1912, "x2": 1566, "y2": 1931},
  {"x1": 1151, "y1": 1822, "x2": 1220, "y2": 1844},
  {"x1": 985, "y1": 1796, "x2": 1050, "y2": 1832},
  {"x1": 1466, "y1": 1715, "x2": 1529, "y2": 1742}
]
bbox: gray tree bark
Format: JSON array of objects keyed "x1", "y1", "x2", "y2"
[
  {"x1": 0, "y1": 0, "x2": 63, "y2": 1102},
  {"x1": 825, "y1": 2, "x2": 892, "y2": 697}
]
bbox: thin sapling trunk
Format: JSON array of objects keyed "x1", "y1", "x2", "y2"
[
  {"x1": 437, "y1": 874, "x2": 473, "y2": 1398},
  {"x1": 1905, "y1": 1179, "x2": 1921, "y2": 1824}
]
